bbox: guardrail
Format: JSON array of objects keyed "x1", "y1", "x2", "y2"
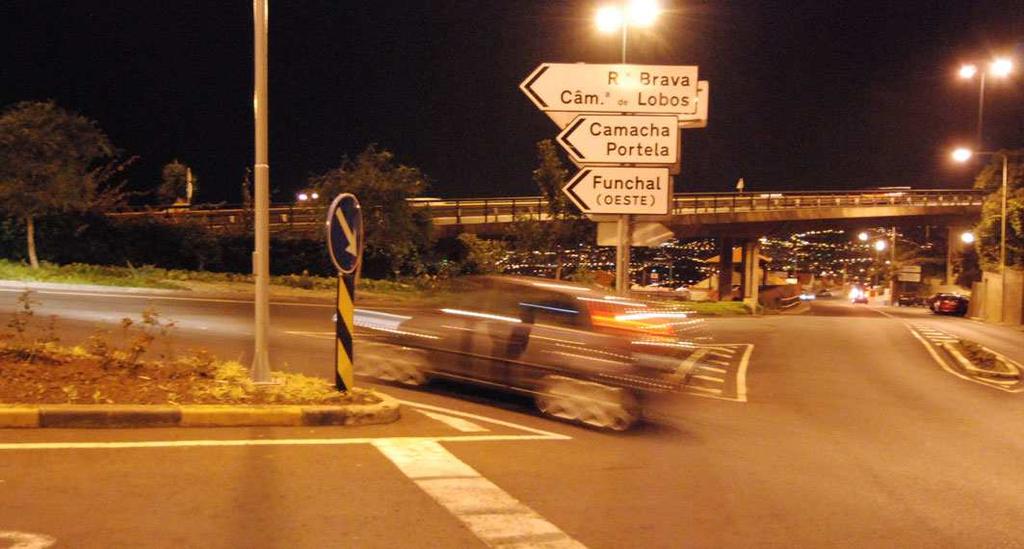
[{"x1": 110, "y1": 189, "x2": 985, "y2": 233}]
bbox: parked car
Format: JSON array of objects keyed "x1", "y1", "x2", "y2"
[
  {"x1": 896, "y1": 294, "x2": 925, "y2": 307},
  {"x1": 354, "y1": 276, "x2": 701, "y2": 431},
  {"x1": 927, "y1": 293, "x2": 969, "y2": 316}
]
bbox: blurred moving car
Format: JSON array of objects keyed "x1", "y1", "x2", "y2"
[
  {"x1": 816, "y1": 288, "x2": 834, "y2": 298},
  {"x1": 799, "y1": 290, "x2": 816, "y2": 301},
  {"x1": 927, "y1": 293, "x2": 969, "y2": 316},
  {"x1": 355, "y1": 276, "x2": 703, "y2": 431}
]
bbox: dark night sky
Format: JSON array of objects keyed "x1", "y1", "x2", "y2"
[{"x1": 3, "y1": 1, "x2": 1023, "y2": 203}]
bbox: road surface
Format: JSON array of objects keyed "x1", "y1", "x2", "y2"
[{"x1": 1, "y1": 287, "x2": 1022, "y2": 548}]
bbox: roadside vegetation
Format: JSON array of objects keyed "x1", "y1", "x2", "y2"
[{"x1": 0, "y1": 291, "x2": 380, "y2": 406}]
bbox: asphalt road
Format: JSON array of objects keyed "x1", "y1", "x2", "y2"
[{"x1": 1, "y1": 287, "x2": 1023, "y2": 548}]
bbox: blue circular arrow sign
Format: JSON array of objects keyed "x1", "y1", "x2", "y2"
[{"x1": 326, "y1": 193, "x2": 362, "y2": 274}]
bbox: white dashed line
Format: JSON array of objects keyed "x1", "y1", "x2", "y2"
[
  {"x1": 414, "y1": 409, "x2": 490, "y2": 433},
  {"x1": 687, "y1": 385, "x2": 724, "y2": 395},
  {"x1": 374, "y1": 439, "x2": 586, "y2": 549},
  {"x1": 695, "y1": 365, "x2": 726, "y2": 374},
  {"x1": 692, "y1": 375, "x2": 725, "y2": 384}
]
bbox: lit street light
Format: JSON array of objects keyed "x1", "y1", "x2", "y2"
[
  {"x1": 858, "y1": 231, "x2": 869, "y2": 242},
  {"x1": 957, "y1": 56, "x2": 1014, "y2": 148},
  {"x1": 874, "y1": 240, "x2": 887, "y2": 252},
  {"x1": 961, "y1": 231, "x2": 976, "y2": 244}
]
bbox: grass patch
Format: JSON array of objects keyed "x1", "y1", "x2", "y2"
[{"x1": 676, "y1": 301, "x2": 751, "y2": 316}]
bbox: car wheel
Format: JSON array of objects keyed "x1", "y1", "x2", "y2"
[{"x1": 535, "y1": 376, "x2": 639, "y2": 431}]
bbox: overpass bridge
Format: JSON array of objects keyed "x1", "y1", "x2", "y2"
[
  {"x1": 115, "y1": 189, "x2": 983, "y2": 238},
  {"x1": 114, "y1": 189, "x2": 983, "y2": 305}
]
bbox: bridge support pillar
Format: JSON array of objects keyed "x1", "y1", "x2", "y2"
[
  {"x1": 717, "y1": 238, "x2": 735, "y2": 301},
  {"x1": 741, "y1": 240, "x2": 761, "y2": 312}
]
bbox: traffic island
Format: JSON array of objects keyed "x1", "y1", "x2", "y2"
[
  {"x1": 0, "y1": 341, "x2": 400, "y2": 429},
  {"x1": 940, "y1": 340, "x2": 1022, "y2": 384}
]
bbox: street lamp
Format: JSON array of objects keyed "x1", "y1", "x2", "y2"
[
  {"x1": 595, "y1": 0, "x2": 662, "y2": 294},
  {"x1": 857, "y1": 231, "x2": 869, "y2": 242},
  {"x1": 960, "y1": 231, "x2": 976, "y2": 244},
  {"x1": 957, "y1": 57, "x2": 1014, "y2": 148}
]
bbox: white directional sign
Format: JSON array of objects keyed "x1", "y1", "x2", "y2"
[
  {"x1": 562, "y1": 167, "x2": 673, "y2": 215},
  {"x1": 539, "y1": 81, "x2": 709, "y2": 129},
  {"x1": 557, "y1": 114, "x2": 679, "y2": 166},
  {"x1": 521, "y1": 63, "x2": 699, "y2": 119}
]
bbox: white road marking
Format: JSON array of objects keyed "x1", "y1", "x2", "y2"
[
  {"x1": 707, "y1": 359, "x2": 731, "y2": 367},
  {"x1": 395, "y1": 399, "x2": 570, "y2": 439},
  {"x1": 692, "y1": 375, "x2": 725, "y2": 384},
  {"x1": 735, "y1": 344, "x2": 754, "y2": 402},
  {"x1": 0, "y1": 531, "x2": 56, "y2": 549},
  {"x1": 695, "y1": 365, "x2": 727, "y2": 374},
  {"x1": 374, "y1": 439, "x2": 585, "y2": 549},
  {"x1": 687, "y1": 385, "x2": 723, "y2": 395},
  {"x1": 0, "y1": 435, "x2": 566, "y2": 452},
  {"x1": 284, "y1": 330, "x2": 335, "y2": 340},
  {"x1": 414, "y1": 409, "x2": 490, "y2": 433},
  {"x1": 707, "y1": 350, "x2": 735, "y2": 359}
]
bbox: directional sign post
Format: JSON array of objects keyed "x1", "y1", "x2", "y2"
[
  {"x1": 563, "y1": 167, "x2": 673, "y2": 215},
  {"x1": 326, "y1": 193, "x2": 362, "y2": 392},
  {"x1": 557, "y1": 114, "x2": 679, "y2": 166}
]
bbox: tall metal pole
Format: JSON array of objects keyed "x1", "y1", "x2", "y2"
[
  {"x1": 976, "y1": 72, "x2": 986, "y2": 149},
  {"x1": 615, "y1": 21, "x2": 632, "y2": 295},
  {"x1": 999, "y1": 153, "x2": 1007, "y2": 275},
  {"x1": 251, "y1": 0, "x2": 271, "y2": 381}
]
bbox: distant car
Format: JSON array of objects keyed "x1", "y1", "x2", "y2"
[
  {"x1": 355, "y1": 276, "x2": 700, "y2": 431},
  {"x1": 849, "y1": 287, "x2": 868, "y2": 304},
  {"x1": 927, "y1": 293, "x2": 969, "y2": 316},
  {"x1": 816, "y1": 288, "x2": 834, "y2": 298}
]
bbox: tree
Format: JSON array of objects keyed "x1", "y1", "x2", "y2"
[
  {"x1": 971, "y1": 150, "x2": 1024, "y2": 271},
  {"x1": 310, "y1": 145, "x2": 432, "y2": 278},
  {"x1": 158, "y1": 159, "x2": 198, "y2": 204},
  {"x1": 507, "y1": 139, "x2": 592, "y2": 279},
  {"x1": 457, "y1": 233, "x2": 507, "y2": 274},
  {"x1": 0, "y1": 101, "x2": 127, "y2": 268}
]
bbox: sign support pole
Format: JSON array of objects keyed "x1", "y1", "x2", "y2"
[
  {"x1": 335, "y1": 273, "x2": 356, "y2": 391},
  {"x1": 616, "y1": 215, "x2": 631, "y2": 295}
]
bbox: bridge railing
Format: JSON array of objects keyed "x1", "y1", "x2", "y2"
[
  {"x1": 671, "y1": 189, "x2": 984, "y2": 214},
  {"x1": 110, "y1": 189, "x2": 984, "y2": 232}
]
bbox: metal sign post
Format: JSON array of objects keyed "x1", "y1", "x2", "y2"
[{"x1": 326, "y1": 193, "x2": 363, "y2": 392}]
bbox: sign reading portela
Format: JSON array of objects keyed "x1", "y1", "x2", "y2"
[
  {"x1": 520, "y1": 63, "x2": 699, "y2": 117},
  {"x1": 562, "y1": 167, "x2": 673, "y2": 215},
  {"x1": 557, "y1": 114, "x2": 679, "y2": 165}
]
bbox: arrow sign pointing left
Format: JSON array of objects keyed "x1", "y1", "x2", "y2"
[
  {"x1": 557, "y1": 114, "x2": 680, "y2": 166},
  {"x1": 563, "y1": 166, "x2": 673, "y2": 215}
]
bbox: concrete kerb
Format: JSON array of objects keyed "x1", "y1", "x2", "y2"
[
  {"x1": 939, "y1": 342, "x2": 1021, "y2": 382},
  {"x1": 0, "y1": 279, "x2": 334, "y2": 306},
  {"x1": 0, "y1": 393, "x2": 401, "y2": 429}
]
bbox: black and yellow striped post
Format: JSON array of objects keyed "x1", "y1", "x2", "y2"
[
  {"x1": 335, "y1": 273, "x2": 356, "y2": 391},
  {"x1": 326, "y1": 193, "x2": 362, "y2": 392}
]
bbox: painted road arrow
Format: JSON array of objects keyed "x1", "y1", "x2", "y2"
[
  {"x1": 563, "y1": 166, "x2": 673, "y2": 215},
  {"x1": 557, "y1": 114, "x2": 679, "y2": 165},
  {"x1": 520, "y1": 63, "x2": 699, "y2": 119}
]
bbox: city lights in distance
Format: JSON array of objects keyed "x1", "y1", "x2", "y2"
[
  {"x1": 857, "y1": 232, "x2": 869, "y2": 242},
  {"x1": 874, "y1": 240, "x2": 887, "y2": 252}
]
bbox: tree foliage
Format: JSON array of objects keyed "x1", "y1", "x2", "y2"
[
  {"x1": 158, "y1": 159, "x2": 197, "y2": 204},
  {"x1": 971, "y1": 150, "x2": 1024, "y2": 271},
  {"x1": 456, "y1": 233, "x2": 508, "y2": 275},
  {"x1": 310, "y1": 145, "x2": 432, "y2": 277},
  {"x1": 506, "y1": 139, "x2": 593, "y2": 279},
  {"x1": 0, "y1": 101, "x2": 129, "y2": 267}
]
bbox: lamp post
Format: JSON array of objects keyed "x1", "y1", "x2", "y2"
[
  {"x1": 958, "y1": 57, "x2": 1014, "y2": 149},
  {"x1": 595, "y1": 0, "x2": 661, "y2": 294},
  {"x1": 952, "y1": 147, "x2": 1011, "y2": 321},
  {"x1": 251, "y1": 0, "x2": 271, "y2": 382}
]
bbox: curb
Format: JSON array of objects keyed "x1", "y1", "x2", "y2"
[
  {"x1": 0, "y1": 279, "x2": 333, "y2": 306},
  {"x1": 939, "y1": 342, "x2": 1021, "y2": 382},
  {"x1": 0, "y1": 394, "x2": 400, "y2": 429}
]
